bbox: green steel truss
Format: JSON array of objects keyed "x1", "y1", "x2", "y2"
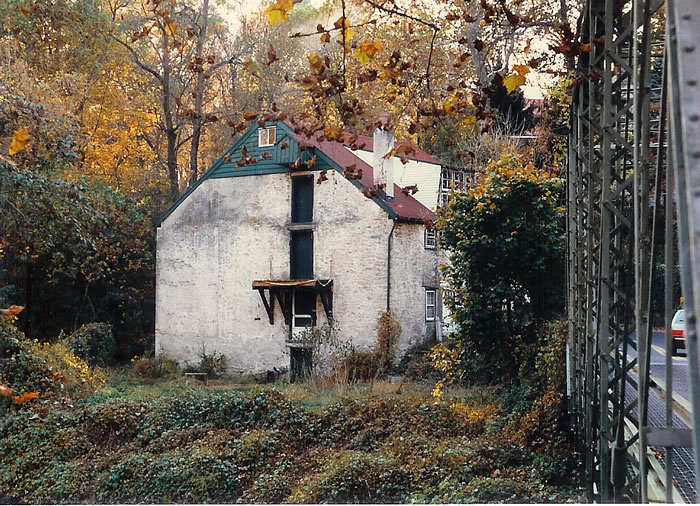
[{"x1": 568, "y1": 0, "x2": 700, "y2": 501}]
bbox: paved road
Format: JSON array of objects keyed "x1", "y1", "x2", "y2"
[
  {"x1": 623, "y1": 331, "x2": 689, "y2": 399},
  {"x1": 624, "y1": 331, "x2": 695, "y2": 502}
]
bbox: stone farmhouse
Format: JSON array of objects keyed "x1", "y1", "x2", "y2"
[{"x1": 155, "y1": 119, "x2": 449, "y2": 377}]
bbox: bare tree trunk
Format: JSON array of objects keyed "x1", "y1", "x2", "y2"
[
  {"x1": 188, "y1": 0, "x2": 209, "y2": 186},
  {"x1": 161, "y1": 29, "x2": 179, "y2": 200}
]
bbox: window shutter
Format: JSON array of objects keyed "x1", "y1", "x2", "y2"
[
  {"x1": 291, "y1": 177, "x2": 313, "y2": 223},
  {"x1": 290, "y1": 230, "x2": 313, "y2": 279}
]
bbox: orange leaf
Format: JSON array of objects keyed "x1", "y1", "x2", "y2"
[
  {"x1": 354, "y1": 41, "x2": 382, "y2": 64},
  {"x1": 512, "y1": 64, "x2": 530, "y2": 77},
  {"x1": 9, "y1": 128, "x2": 30, "y2": 155},
  {"x1": 164, "y1": 22, "x2": 177, "y2": 36},
  {"x1": 0, "y1": 305, "x2": 24, "y2": 316},
  {"x1": 242, "y1": 111, "x2": 257, "y2": 121},
  {"x1": 12, "y1": 391, "x2": 38, "y2": 404}
]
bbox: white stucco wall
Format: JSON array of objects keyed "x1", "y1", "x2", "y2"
[
  {"x1": 156, "y1": 169, "x2": 440, "y2": 374},
  {"x1": 389, "y1": 223, "x2": 442, "y2": 352}
]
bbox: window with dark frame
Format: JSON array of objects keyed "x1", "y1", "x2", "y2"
[
  {"x1": 290, "y1": 230, "x2": 313, "y2": 279},
  {"x1": 425, "y1": 228, "x2": 437, "y2": 249},
  {"x1": 258, "y1": 126, "x2": 276, "y2": 147},
  {"x1": 425, "y1": 289, "x2": 437, "y2": 321},
  {"x1": 291, "y1": 176, "x2": 313, "y2": 223}
]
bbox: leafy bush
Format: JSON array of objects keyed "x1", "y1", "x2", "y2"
[
  {"x1": 342, "y1": 349, "x2": 381, "y2": 382},
  {"x1": 438, "y1": 152, "x2": 565, "y2": 380},
  {"x1": 376, "y1": 311, "x2": 401, "y2": 369},
  {"x1": 0, "y1": 386, "x2": 582, "y2": 504},
  {"x1": 291, "y1": 450, "x2": 411, "y2": 503},
  {"x1": 67, "y1": 323, "x2": 116, "y2": 367},
  {"x1": 394, "y1": 340, "x2": 440, "y2": 381},
  {"x1": 182, "y1": 345, "x2": 227, "y2": 378},
  {"x1": 1, "y1": 317, "x2": 104, "y2": 412},
  {"x1": 131, "y1": 354, "x2": 180, "y2": 380},
  {"x1": 0, "y1": 166, "x2": 157, "y2": 358},
  {"x1": 339, "y1": 312, "x2": 404, "y2": 383}
]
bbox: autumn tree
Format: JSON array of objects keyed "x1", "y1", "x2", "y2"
[
  {"x1": 0, "y1": 160, "x2": 155, "y2": 357},
  {"x1": 257, "y1": 0, "x2": 583, "y2": 146},
  {"x1": 437, "y1": 152, "x2": 565, "y2": 381}
]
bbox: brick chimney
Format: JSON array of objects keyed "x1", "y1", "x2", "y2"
[{"x1": 373, "y1": 114, "x2": 394, "y2": 198}]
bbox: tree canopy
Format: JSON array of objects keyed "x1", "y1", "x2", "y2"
[{"x1": 438, "y1": 152, "x2": 565, "y2": 381}]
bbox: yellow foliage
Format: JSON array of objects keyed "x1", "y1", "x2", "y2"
[
  {"x1": 354, "y1": 41, "x2": 382, "y2": 64},
  {"x1": 264, "y1": 0, "x2": 294, "y2": 25},
  {"x1": 9, "y1": 128, "x2": 30, "y2": 155},
  {"x1": 308, "y1": 53, "x2": 322, "y2": 72},
  {"x1": 429, "y1": 342, "x2": 463, "y2": 399},
  {"x1": 450, "y1": 401, "x2": 500, "y2": 426},
  {"x1": 27, "y1": 339, "x2": 106, "y2": 398},
  {"x1": 503, "y1": 64, "x2": 530, "y2": 93},
  {"x1": 467, "y1": 152, "x2": 562, "y2": 213},
  {"x1": 334, "y1": 17, "x2": 354, "y2": 42},
  {"x1": 343, "y1": 27, "x2": 356, "y2": 42},
  {"x1": 164, "y1": 21, "x2": 177, "y2": 36},
  {"x1": 462, "y1": 115, "x2": 477, "y2": 127},
  {"x1": 503, "y1": 73, "x2": 526, "y2": 93}
]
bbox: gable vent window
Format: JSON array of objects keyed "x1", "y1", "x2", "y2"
[
  {"x1": 425, "y1": 289, "x2": 437, "y2": 321},
  {"x1": 258, "y1": 126, "x2": 276, "y2": 147},
  {"x1": 425, "y1": 228, "x2": 437, "y2": 249}
]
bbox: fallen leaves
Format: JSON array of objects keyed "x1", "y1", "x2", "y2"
[
  {"x1": 12, "y1": 391, "x2": 39, "y2": 404},
  {"x1": 9, "y1": 128, "x2": 30, "y2": 155}
]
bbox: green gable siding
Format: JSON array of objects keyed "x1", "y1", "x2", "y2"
[{"x1": 156, "y1": 120, "x2": 398, "y2": 226}]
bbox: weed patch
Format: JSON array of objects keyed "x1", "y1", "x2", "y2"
[{"x1": 0, "y1": 383, "x2": 583, "y2": 504}]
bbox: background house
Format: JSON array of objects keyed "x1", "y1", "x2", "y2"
[{"x1": 155, "y1": 120, "x2": 442, "y2": 376}]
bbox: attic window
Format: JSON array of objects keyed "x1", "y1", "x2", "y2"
[{"x1": 258, "y1": 126, "x2": 276, "y2": 147}]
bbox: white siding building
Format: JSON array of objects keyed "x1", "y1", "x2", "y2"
[{"x1": 155, "y1": 120, "x2": 442, "y2": 376}]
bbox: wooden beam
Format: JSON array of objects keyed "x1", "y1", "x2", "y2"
[
  {"x1": 274, "y1": 289, "x2": 293, "y2": 326},
  {"x1": 256, "y1": 288, "x2": 274, "y2": 324},
  {"x1": 319, "y1": 290, "x2": 333, "y2": 319}
]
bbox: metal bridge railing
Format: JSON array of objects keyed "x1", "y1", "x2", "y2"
[{"x1": 567, "y1": 0, "x2": 700, "y2": 502}]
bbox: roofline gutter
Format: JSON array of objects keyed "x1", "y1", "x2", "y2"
[{"x1": 387, "y1": 218, "x2": 398, "y2": 312}]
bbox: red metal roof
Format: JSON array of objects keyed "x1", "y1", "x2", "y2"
[
  {"x1": 347, "y1": 134, "x2": 440, "y2": 164},
  {"x1": 285, "y1": 125, "x2": 436, "y2": 223}
]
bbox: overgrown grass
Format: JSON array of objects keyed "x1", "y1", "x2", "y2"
[
  {"x1": 1, "y1": 317, "x2": 583, "y2": 504},
  {"x1": 0, "y1": 370, "x2": 584, "y2": 504}
]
